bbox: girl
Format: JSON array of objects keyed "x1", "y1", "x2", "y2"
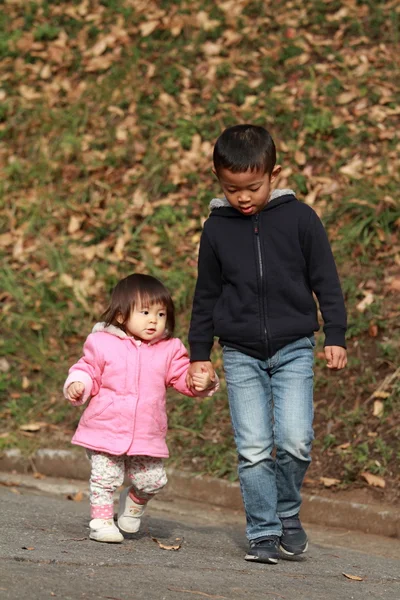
[{"x1": 64, "y1": 273, "x2": 217, "y2": 543}]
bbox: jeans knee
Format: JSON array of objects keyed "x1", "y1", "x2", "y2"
[
  {"x1": 238, "y1": 442, "x2": 273, "y2": 466},
  {"x1": 276, "y1": 435, "x2": 313, "y2": 462}
]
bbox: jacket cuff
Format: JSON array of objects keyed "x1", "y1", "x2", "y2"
[
  {"x1": 63, "y1": 370, "x2": 93, "y2": 405},
  {"x1": 189, "y1": 343, "x2": 213, "y2": 362},
  {"x1": 323, "y1": 327, "x2": 347, "y2": 349}
]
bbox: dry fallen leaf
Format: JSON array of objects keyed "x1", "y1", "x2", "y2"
[
  {"x1": 372, "y1": 400, "x2": 384, "y2": 417},
  {"x1": 67, "y1": 491, "x2": 84, "y2": 502},
  {"x1": 337, "y1": 91, "x2": 357, "y2": 104},
  {"x1": 373, "y1": 391, "x2": 390, "y2": 399},
  {"x1": 368, "y1": 323, "x2": 378, "y2": 337},
  {"x1": 356, "y1": 292, "x2": 374, "y2": 312},
  {"x1": 361, "y1": 472, "x2": 386, "y2": 488},
  {"x1": 320, "y1": 477, "x2": 341, "y2": 487},
  {"x1": 152, "y1": 536, "x2": 182, "y2": 551},
  {"x1": 343, "y1": 573, "x2": 363, "y2": 581},
  {"x1": 19, "y1": 423, "x2": 43, "y2": 432}
]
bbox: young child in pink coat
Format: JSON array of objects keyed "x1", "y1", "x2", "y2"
[{"x1": 64, "y1": 273, "x2": 218, "y2": 543}]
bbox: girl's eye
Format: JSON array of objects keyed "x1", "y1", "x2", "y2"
[
  {"x1": 142, "y1": 310, "x2": 149, "y2": 315},
  {"x1": 159, "y1": 312, "x2": 166, "y2": 317}
]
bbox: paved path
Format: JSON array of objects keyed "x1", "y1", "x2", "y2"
[{"x1": 0, "y1": 480, "x2": 399, "y2": 600}]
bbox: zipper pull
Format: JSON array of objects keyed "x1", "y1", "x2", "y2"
[{"x1": 254, "y1": 215, "x2": 259, "y2": 234}]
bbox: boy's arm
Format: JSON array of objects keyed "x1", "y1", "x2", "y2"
[
  {"x1": 303, "y1": 210, "x2": 347, "y2": 349},
  {"x1": 188, "y1": 228, "x2": 222, "y2": 362}
]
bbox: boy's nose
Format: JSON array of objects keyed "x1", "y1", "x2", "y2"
[{"x1": 239, "y1": 192, "x2": 251, "y2": 202}]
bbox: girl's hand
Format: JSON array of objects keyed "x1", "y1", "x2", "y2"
[
  {"x1": 67, "y1": 381, "x2": 85, "y2": 402},
  {"x1": 186, "y1": 361, "x2": 215, "y2": 392},
  {"x1": 324, "y1": 346, "x2": 347, "y2": 370},
  {"x1": 191, "y1": 366, "x2": 216, "y2": 392}
]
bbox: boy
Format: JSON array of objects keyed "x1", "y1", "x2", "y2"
[{"x1": 186, "y1": 124, "x2": 347, "y2": 564}]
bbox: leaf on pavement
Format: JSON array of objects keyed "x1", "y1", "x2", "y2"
[
  {"x1": 342, "y1": 573, "x2": 363, "y2": 581},
  {"x1": 152, "y1": 536, "x2": 182, "y2": 551},
  {"x1": 66, "y1": 491, "x2": 84, "y2": 502}
]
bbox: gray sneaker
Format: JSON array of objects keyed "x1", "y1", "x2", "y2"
[
  {"x1": 279, "y1": 514, "x2": 308, "y2": 555},
  {"x1": 245, "y1": 536, "x2": 280, "y2": 564}
]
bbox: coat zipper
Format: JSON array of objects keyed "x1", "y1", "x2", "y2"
[{"x1": 254, "y1": 214, "x2": 270, "y2": 348}]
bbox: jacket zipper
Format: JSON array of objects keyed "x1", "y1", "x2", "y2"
[{"x1": 254, "y1": 214, "x2": 270, "y2": 348}]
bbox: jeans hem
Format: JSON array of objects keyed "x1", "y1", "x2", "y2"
[
  {"x1": 277, "y1": 510, "x2": 301, "y2": 519},
  {"x1": 249, "y1": 531, "x2": 282, "y2": 542}
]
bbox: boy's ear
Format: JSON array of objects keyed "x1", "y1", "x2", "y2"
[
  {"x1": 211, "y1": 168, "x2": 218, "y2": 178},
  {"x1": 270, "y1": 165, "x2": 282, "y2": 182}
]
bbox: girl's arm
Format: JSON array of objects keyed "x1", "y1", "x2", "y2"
[
  {"x1": 63, "y1": 334, "x2": 103, "y2": 406},
  {"x1": 166, "y1": 339, "x2": 219, "y2": 398}
]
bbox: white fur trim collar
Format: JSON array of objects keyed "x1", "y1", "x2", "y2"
[
  {"x1": 92, "y1": 322, "x2": 129, "y2": 338},
  {"x1": 209, "y1": 188, "x2": 296, "y2": 210}
]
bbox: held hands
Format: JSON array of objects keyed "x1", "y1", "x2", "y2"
[
  {"x1": 324, "y1": 346, "x2": 347, "y2": 370},
  {"x1": 186, "y1": 361, "x2": 216, "y2": 393},
  {"x1": 67, "y1": 381, "x2": 85, "y2": 402}
]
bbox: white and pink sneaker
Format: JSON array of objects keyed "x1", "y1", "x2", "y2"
[{"x1": 117, "y1": 487, "x2": 146, "y2": 533}]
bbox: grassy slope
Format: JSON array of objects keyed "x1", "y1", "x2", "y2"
[{"x1": 0, "y1": 0, "x2": 399, "y2": 500}]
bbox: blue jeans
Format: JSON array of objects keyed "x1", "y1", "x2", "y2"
[{"x1": 223, "y1": 337, "x2": 315, "y2": 541}]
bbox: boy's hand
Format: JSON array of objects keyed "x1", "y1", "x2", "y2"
[
  {"x1": 67, "y1": 381, "x2": 85, "y2": 402},
  {"x1": 186, "y1": 361, "x2": 215, "y2": 392},
  {"x1": 191, "y1": 366, "x2": 215, "y2": 392},
  {"x1": 324, "y1": 346, "x2": 347, "y2": 370}
]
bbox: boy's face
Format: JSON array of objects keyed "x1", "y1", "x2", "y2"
[{"x1": 215, "y1": 165, "x2": 281, "y2": 216}]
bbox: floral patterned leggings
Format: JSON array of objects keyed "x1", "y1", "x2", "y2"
[{"x1": 87, "y1": 451, "x2": 167, "y2": 519}]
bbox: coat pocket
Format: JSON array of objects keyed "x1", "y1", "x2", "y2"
[{"x1": 82, "y1": 398, "x2": 113, "y2": 424}]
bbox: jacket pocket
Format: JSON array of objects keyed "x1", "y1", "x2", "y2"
[{"x1": 82, "y1": 399, "x2": 113, "y2": 424}]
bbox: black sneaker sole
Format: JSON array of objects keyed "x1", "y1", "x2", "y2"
[
  {"x1": 245, "y1": 553, "x2": 278, "y2": 564},
  {"x1": 279, "y1": 541, "x2": 308, "y2": 556}
]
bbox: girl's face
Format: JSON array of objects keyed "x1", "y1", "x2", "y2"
[{"x1": 120, "y1": 302, "x2": 167, "y2": 342}]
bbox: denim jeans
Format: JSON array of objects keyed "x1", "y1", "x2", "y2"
[{"x1": 223, "y1": 337, "x2": 315, "y2": 541}]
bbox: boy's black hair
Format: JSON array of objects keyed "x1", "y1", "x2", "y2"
[
  {"x1": 102, "y1": 273, "x2": 175, "y2": 338},
  {"x1": 213, "y1": 124, "x2": 276, "y2": 175}
]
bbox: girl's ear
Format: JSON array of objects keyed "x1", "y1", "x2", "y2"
[{"x1": 116, "y1": 313, "x2": 124, "y2": 324}]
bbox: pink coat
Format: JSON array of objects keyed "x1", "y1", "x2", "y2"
[{"x1": 64, "y1": 323, "x2": 217, "y2": 457}]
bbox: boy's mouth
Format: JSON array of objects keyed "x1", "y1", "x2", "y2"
[{"x1": 239, "y1": 205, "x2": 253, "y2": 215}]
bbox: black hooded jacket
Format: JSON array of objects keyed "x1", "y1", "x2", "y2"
[{"x1": 188, "y1": 190, "x2": 347, "y2": 361}]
